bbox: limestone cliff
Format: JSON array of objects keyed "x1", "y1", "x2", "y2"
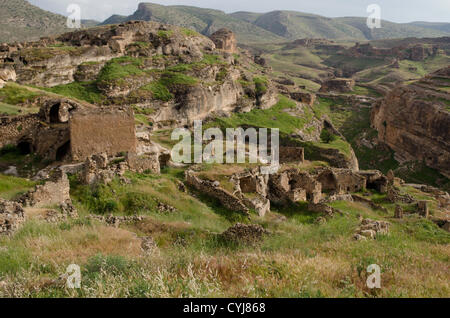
[
  {"x1": 371, "y1": 67, "x2": 450, "y2": 177},
  {"x1": 0, "y1": 21, "x2": 278, "y2": 125}
]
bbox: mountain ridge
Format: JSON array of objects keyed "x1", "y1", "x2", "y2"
[{"x1": 100, "y1": 2, "x2": 450, "y2": 43}]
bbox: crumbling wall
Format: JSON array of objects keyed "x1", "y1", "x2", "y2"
[
  {"x1": 20, "y1": 170, "x2": 71, "y2": 208},
  {"x1": 0, "y1": 114, "x2": 40, "y2": 149},
  {"x1": 70, "y1": 107, "x2": 136, "y2": 161},
  {"x1": 127, "y1": 152, "x2": 160, "y2": 174},
  {"x1": 279, "y1": 147, "x2": 305, "y2": 164},
  {"x1": 185, "y1": 170, "x2": 249, "y2": 215}
]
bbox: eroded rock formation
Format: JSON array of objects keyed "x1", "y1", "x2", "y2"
[{"x1": 371, "y1": 67, "x2": 450, "y2": 177}]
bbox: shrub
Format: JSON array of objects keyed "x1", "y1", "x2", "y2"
[
  {"x1": 320, "y1": 129, "x2": 338, "y2": 143},
  {"x1": 254, "y1": 77, "x2": 268, "y2": 95}
]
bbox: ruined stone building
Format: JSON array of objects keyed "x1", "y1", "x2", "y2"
[{"x1": 0, "y1": 98, "x2": 136, "y2": 163}]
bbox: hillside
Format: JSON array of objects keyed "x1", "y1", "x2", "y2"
[
  {"x1": 101, "y1": 3, "x2": 450, "y2": 43},
  {"x1": 0, "y1": 0, "x2": 70, "y2": 43},
  {"x1": 101, "y1": 3, "x2": 284, "y2": 43},
  {"x1": 0, "y1": 20, "x2": 449, "y2": 299},
  {"x1": 335, "y1": 17, "x2": 449, "y2": 40}
]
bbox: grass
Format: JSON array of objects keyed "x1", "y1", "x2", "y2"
[
  {"x1": 0, "y1": 174, "x2": 36, "y2": 200},
  {"x1": 206, "y1": 95, "x2": 310, "y2": 135},
  {"x1": 0, "y1": 102, "x2": 39, "y2": 115},
  {"x1": 1, "y1": 179, "x2": 448, "y2": 297},
  {"x1": 97, "y1": 57, "x2": 145, "y2": 83},
  {"x1": 40, "y1": 81, "x2": 104, "y2": 104},
  {"x1": 0, "y1": 83, "x2": 42, "y2": 105}
]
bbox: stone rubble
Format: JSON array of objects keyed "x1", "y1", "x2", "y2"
[{"x1": 353, "y1": 218, "x2": 390, "y2": 241}]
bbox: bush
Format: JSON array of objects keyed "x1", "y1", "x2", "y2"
[
  {"x1": 320, "y1": 129, "x2": 338, "y2": 143},
  {"x1": 254, "y1": 77, "x2": 268, "y2": 95}
]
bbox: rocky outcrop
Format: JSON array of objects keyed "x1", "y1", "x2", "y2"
[
  {"x1": 0, "y1": 66, "x2": 16, "y2": 88},
  {"x1": 210, "y1": 28, "x2": 237, "y2": 54},
  {"x1": 371, "y1": 69, "x2": 450, "y2": 177}
]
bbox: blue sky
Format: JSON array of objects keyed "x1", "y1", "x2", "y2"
[{"x1": 28, "y1": 0, "x2": 450, "y2": 23}]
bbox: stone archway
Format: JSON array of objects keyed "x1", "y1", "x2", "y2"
[{"x1": 49, "y1": 103, "x2": 61, "y2": 123}]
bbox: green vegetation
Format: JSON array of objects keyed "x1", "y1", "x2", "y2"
[
  {"x1": 139, "y1": 82, "x2": 174, "y2": 102},
  {"x1": 157, "y1": 30, "x2": 174, "y2": 39},
  {"x1": 0, "y1": 166, "x2": 448, "y2": 297},
  {"x1": 159, "y1": 71, "x2": 198, "y2": 88},
  {"x1": 0, "y1": 83, "x2": 42, "y2": 105},
  {"x1": 97, "y1": 57, "x2": 145, "y2": 82},
  {"x1": 206, "y1": 95, "x2": 311, "y2": 134},
  {"x1": 253, "y1": 76, "x2": 268, "y2": 95},
  {"x1": 41, "y1": 81, "x2": 104, "y2": 104},
  {"x1": 0, "y1": 174, "x2": 36, "y2": 200},
  {"x1": 320, "y1": 129, "x2": 338, "y2": 143}
]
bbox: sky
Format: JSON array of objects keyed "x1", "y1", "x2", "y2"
[{"x1": 28, "y1": 0, "x2": 450, "y2": 23}]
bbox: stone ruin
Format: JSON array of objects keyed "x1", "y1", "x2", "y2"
[
  {"x1": 220, "y1": 223, "x2": 268, "y2": 245},
  {"x1": 70, "y1": 107, "x2": 136, "y2": 162},
  {"x1": 19, "y1": 169, "x2": 71, "y2": 208},
  {"x1": 0, "y1": 98, "x2": 137, "y2": 163},
  {"x1": 186, "y1": 165, "x2": 391, "y2": 218},
  {"x1": 319, "y1": 78, "x2": 355, "y2": 93},
  {"x1": 0, "y1": 199, "x2": 25, "y2": 235},
  {"x1": 354, "y1": 218, "x2": 390, "y2": 241}
]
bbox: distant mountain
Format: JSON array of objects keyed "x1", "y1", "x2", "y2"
[
  {"x1": 100, "y1": 3, "x2": 286, "y2": 43},
  {"x1": 409, "y1": 21, "x2": 450, "y2": 33},
  {"x1": 252, "y1": 11, "x2": 366, "y2": 40},
  {"x1": 0, "y1": 0, "x2": 101, "y2": 43},
  {"x1": 102, "y1": 2, "x2": 450, "y2": 43},
  {"x1": 102, "y1": 14, "x2": 127, "y2": 26},
  {"x1": 0, "y1": 0, "x2": 70, "y2": 43},
  {"x1": 335, "y1": 17, "x2": 449, "y2": 40}
]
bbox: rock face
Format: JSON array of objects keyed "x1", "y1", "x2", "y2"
[
  {"x1": 210, "y1": 28, "x2": 237, "y2": 53},
  {"x1": 319, "y1": 78, "x2": 355, "y2": 93},
  {"x1": 371, "y1": 68, "x2": 450, "y2": 178}
]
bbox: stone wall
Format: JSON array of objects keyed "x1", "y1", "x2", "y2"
[
  {"x1": 185, "y1": 170, "x2": 249, "y2": 215},
  {"x1": 20, "y1": 170, "x2": 71, "y2": 208},
  {"x1": 70, "y1": 107, "x2": 136, "y2": 161},
  {"x1": 319, "y1": 78, "x2": 355, "y2": 93},
  {"x1": 0, "y1": 114, "x2": 40, "y2": 149},
  {"x1": 279, "y1": 147, "x2": 305, "y2": 164},
  {"x1": 127, "y1": 152, "x2": 160, "y2": 174}
]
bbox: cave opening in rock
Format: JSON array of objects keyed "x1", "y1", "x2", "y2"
[
  {"x1": 17, "y1": 141, "x2": 32, "y2": 155},
  {"x1": 49, "y1": 103, "x2": 61, "y2": 123},
  {"x1": 56, "y1": 141, "x2": 71, "y2": 161}
]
